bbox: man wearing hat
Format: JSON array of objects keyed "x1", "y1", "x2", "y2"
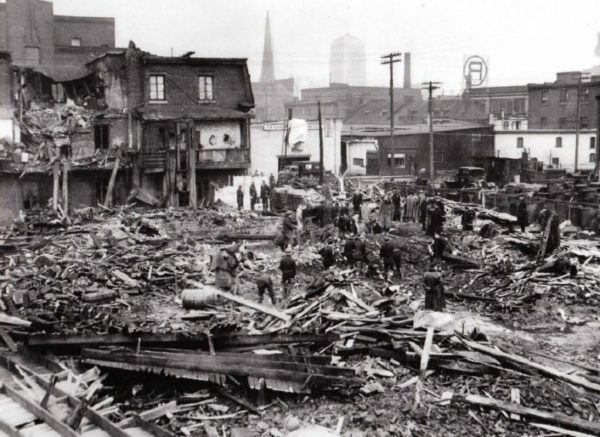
[
  {"x1": 279, "y1": 247, "x2": 297, "y2": 298},
  {"x1": 379, "y1": 236, "x2": 395, "y2": 281},
  {"x1": 282, "y1": 210, "x2": 297, "y2": 250},
  {"x1": 319, "y1": 238, "x2": 336, "y2": 270}
]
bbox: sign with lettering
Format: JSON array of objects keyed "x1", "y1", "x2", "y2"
[{"x1": 463, "y1": 55, "x2": 488, "y2": 88}]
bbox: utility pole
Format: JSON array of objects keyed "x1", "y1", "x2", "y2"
[
  {"x1": 381, "y1": 52, "x2": 401, "y2": 176},
  {"x1": 318, "y1": 101, "x2": 324, "y2": 185},
  {"x1": 422, "y1": 81, "x2": 442, "y2": 179},
  {"x1": 575, "y1": 72, "x2": 583, "y2": 172}
]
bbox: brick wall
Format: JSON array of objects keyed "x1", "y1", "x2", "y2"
[
  {"x1": 529, "y1": 83, "x2": 600, "y2": 130},
  {"x1": 53, "y1": 16, "x2": 115, "y2": 48},
  {"x1": 6, "y1": 0, "x2": 55, "y2": 66},
  {"x1": 143, "y1": 61, "x2": 251, "y2": 110}
]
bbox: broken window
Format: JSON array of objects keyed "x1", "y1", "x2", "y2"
[
  {"x1": 94, "y1": 125, "x2": 110, "y2": 150},
  {"x1": 149, "y1": 75, "x2": 166, "y2": 101},
  {"x1": 582, "y1": 88, "x2": 590, "y2": 101},
  {"x1": 541, "y1": 89, "x2": 549, "y2": 104},
  {"x1": 198, "y1": 76, "x2": 213, "y2": 100}
]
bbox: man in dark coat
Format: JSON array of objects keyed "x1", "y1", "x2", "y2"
[
  {"x1": 352, "y1": 191, "x2": 363, "y2": 220},
  {"x1": 517, "y1": 196, "x2": 529, "y2": 232},
  {"x1": 321, "y1": 201, "x2": 334, "y2": 227},
  {"x1": 343, "y1": 238, "x2": 355, "y2": 266},
  {"x1": 236, "y1": 185, "x2": 244, "y2": 210},
  {"x1": 319, "y1": 239, "x2": 336, "y2": 270},
  {"x1": 279, "y1": 249, "x2": 297, "y2": 298},
  {"x1": 424, "y1": 264, "x2": 445, "y2": 311},
  {"x1": 260, "y1": 181, "x2": 271, "y2": 211},
  {"x1": 353, "y1": 236, "x2": 367, "y2": 273},
  {"x1": 391, "y1": 191, "x2": 401, "y2": 221},
  {"x1": 249, "y1": 182, "x2": 258, "y2": 211},
  {"x1": 380, "y1": 236, "x2": 395, "y2": 280},
  {"x1": 462, "y1": 208, "x2": 476, "y2": 231},
  {"x1": 256, "y1": 274, "x2": 277, "y2": 305}
]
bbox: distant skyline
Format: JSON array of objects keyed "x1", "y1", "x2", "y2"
[{"x1": 33, "y1": 0, "x2": 600, "y2": 94}]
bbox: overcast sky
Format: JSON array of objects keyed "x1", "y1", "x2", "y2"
[{"x1": 46, "y1": 0, "x2": 600, "y2": 94}]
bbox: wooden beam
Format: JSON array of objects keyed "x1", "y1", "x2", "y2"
[
  {"x1": 132, "y1": 415, "x2": 175, "y2": 437},
  {"x1": 419, "y1": 327, "x2": 434, "y2": 380},
  {"x1": 0, "y1": 417, "x2": 23, "y2": 437},
  {"x1": 463, "y1": 394, "x2": 600, "y2": 435},
  {"x1": 104, "y1": 145, "x2": 122, "y2": 208},
  {"x1": 62, "y1": 159, "x2": 69, "y2": 215},
  {"x1": 52, "y1": 160, "x2": 60, "y2": 211},
  {"x1": 188, "y1": 281, "x2": 290, "y2": 322},
  {"x1": 461, "y1": 338, "x2": 600, "y2": 393},
  {"x1": 187, "y1": 121, "x2": 197, "y2": 208},
  {"x1": 2, "y1": 384, "x2": 79, "y2": 437}
]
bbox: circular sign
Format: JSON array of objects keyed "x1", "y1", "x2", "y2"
[{"x1": 463, "y1": 55, "x2": 488, "y2": 87}]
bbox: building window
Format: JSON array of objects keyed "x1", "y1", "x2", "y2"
[
  {"x1": 387, "y1": 153, "x2": 406, "y2": 168},
  {"x1": 541, "y1": 89, "x2": 549, "y2": 103},
  {"x1": 580, "y1": 117, "x2": 589, "y2": 129},
  {"x1": 591, "y1": 137, "x2": 596, "y2": 149},
  {"x1": 24, "y1": 46, "x2": 40, "y2": 66},
  {"x1": 516, "y1": 137, "x2": 524, "y2": 148},
  {"x1": 70, "y1": 38, "x2": 81, "y2": 47},
  {"x1": 502, "y1": 121, "x2": 510, "y2": 130},
  {"x1": 590, "y1": 153, "x2": 596, "y2": 163},
  {"x1": 540, "y1": 117, "x2": 547, "y2": 129},
  {"x1": 551, "y1": 157, "x2": 560, "y2": 167},
  {"x1": 514, "y1": 98, "x2": 526, "y2": 114},
  {"x1": 559, "y1": 117, "x2": 567, "y2": 129},
  {"x1": 559, "y1": 88, "x2": 568, "y2": 103},
  {"x1": 353, "y1": 158, "x2": 365, "y2": 167},
  {"x1": 582, "y1": 88, "x2": 590, "y2": 101},
  {"x1": 94, "y1": 125, "x2": 109, "y2": 150},
  {"x1": 555, "y1": 137, "x2": 563, "y2": 148},
  {"x1": 515, "y1": 121, "x2": 521, "y2": 130},
  {"x1": 149, "y1": 74, "x2": 166, "y2": 101},
  {"x1": 198, "y1": 76, "x2": 213, "y2": 100}
]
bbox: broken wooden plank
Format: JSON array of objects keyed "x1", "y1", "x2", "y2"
[
  {"x1": 0, "y1": 313, "x2": 31, "y2": 328},
  {"x1": 188, "y1": 281, "x2": 290, "y2": 322},
  {"x1": 2, "y1": 384, "x2": 79, "y2": 437},
  {"x1": 0, "y1": 328, "x2": 17, "y2": 352},
  {"x1": 112, "y1": 270, "x2": 140, "y2": 288},
  {"x1": 510, "y1": 388, "x2": 520, "y2": 420},
  {"x1": 334, "y1": 288, "x2": 376, "y2": 313},
  {"x1": 461, "y1": 338, "x2": 600, "y2": 393},
  {"x1": 463, "y1": 394, "x2": 600, "y2": 435},
  {"x1": 530, "y1": 423, "x2": 596, "y2": 437},
  {"x1": 419, "y1": 327, "x2": 434, "y2": 380}
]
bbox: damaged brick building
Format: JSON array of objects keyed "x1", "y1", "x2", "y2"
[{"x1": 0, "y1": 0, "x2": 255, "y2": 225}]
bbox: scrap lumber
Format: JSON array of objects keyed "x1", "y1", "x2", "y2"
[
  {"x1": 530, "y1": 423, "x2": 596, "y2": 437},
  {"x1": 0, "y1": 328, "x2": 17, "y2": 352},
  {"x1": 0, "y1": 313, "x2": 31, "y2": 328},
  {"x1": 25, "y1": 332, "x2": 339, "y2": 351},
  {"x1": 463, "y1": 394, "x2": 600, "y2": 435},
  {"x1": 82, "y1": 348, "x2": 359, "y2": 393},
  {"x1": 334, "y1": 288, "x2": 376, "y2": 312},
  {"x1": 112, "y1": 270, "x2": 139, "y2": 288},
  {"x1": 461, "y1": 338, "x2": 600, "y2": 393},
  {"x1": 419, "y1": 327, "x2": 434, "y2": 380},
  {"x1": 103, "y1": 145, "x2": 122, "y2": 208},
  {"x1": 216, "y1": 232, "x2": 277, "y2": 241},
  {"x1": 188, "y1": 281, "x2": 290, "y2": 322}
]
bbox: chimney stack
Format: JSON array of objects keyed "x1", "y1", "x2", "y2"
[{"x1": 403, "y1": 52, "x2": 411, "y2": 89}]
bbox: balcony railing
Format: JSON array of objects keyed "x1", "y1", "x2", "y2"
[{"x1": 196, "y1": 147, "x2": 250, "y2": 168}]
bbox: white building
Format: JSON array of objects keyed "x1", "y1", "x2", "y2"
[
  {"x1": 345, "y1": 138, "x2": 378, "y2": 176},
  {"x1": 250, "y1": 119, "x2": 343, "y2": 177},
  {"x1": 329, "y1": 34, "x2": 366, "y2": 86},
  {"x1": 495, "y1": 128, "x2": 597, "y2": 171}
]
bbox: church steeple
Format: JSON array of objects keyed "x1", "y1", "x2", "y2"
[{"x1": 259, "y1": 12, "x2": 276, "y2": 83}]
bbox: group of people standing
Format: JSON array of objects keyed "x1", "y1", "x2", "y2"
[{"x1": 236, "y1": 178, "x2": 273, "y2": 212}]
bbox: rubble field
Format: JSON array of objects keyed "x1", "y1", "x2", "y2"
[{"x1": 2, "y1": 202, "x2": 600, "y2": 437}]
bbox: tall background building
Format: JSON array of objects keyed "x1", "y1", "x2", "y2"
[{"x1": 329, "y1": 34, "x2": 366, "y2": 86}]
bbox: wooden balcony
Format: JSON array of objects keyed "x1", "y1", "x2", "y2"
[{"x1": 196, "y1": 147, "x2": 250, "y2": 169}]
